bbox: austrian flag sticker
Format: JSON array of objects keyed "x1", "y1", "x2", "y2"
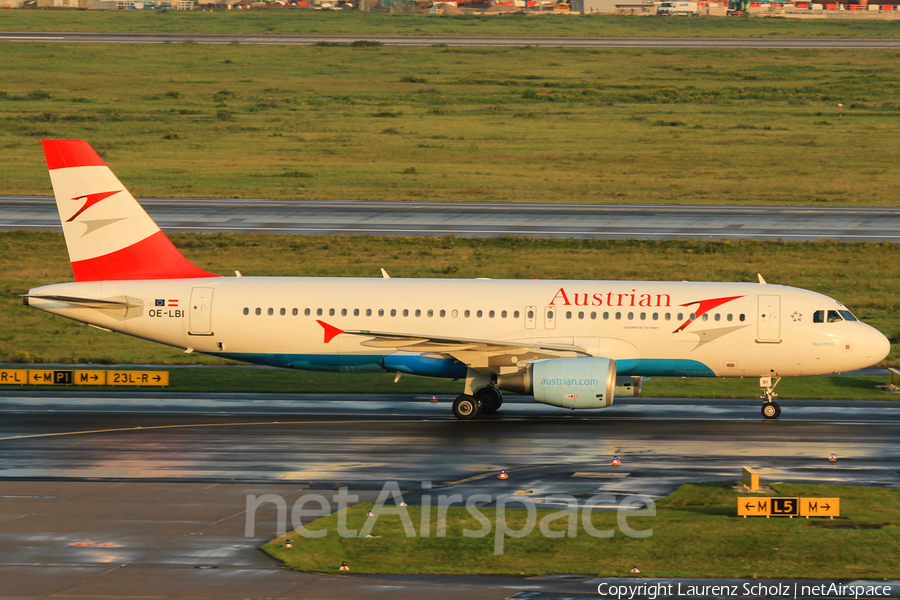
[{"x1": 154, "y1": 299, "x2": 179, "y2": 307}]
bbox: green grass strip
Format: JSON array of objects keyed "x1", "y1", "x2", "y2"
[{"x1": 263, "y1": 482, "x2": 900, "y2": 578}]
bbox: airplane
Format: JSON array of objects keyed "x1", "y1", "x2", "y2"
[{"x1": 24, "y1": 140, "x2": 891, "y2": 420}]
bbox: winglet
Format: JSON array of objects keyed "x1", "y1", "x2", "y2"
[{"x1": 317, "y1": 320, "x2": 344, "y2": 344}]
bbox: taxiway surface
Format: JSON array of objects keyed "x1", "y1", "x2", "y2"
[
  {"x1": 4, "y1": 197, "x2": 899, "y2": 242},
  {"x1": 1, "y1": 393, "x2": 897, "y2": 599},
  {"x1": 2, "y1": 32, "x2": 900, "y2": 49}
]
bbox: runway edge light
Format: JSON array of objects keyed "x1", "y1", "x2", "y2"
[
  {"x1": 340, "y1": 561, "x2": 350, "y2": 571},
  {"x1": 499, "y1": 470, "x2": 509, "y2": 480},
  {"x1": 630, "y1": 567, "x2": 641, "y2": 574},
  {"x1": 284, "y1": 539, "x2": 292, "y2": 548},
  {"x1": 612, "y1": 456, "x2": 621, "y2": 466},
  {"x1": 829, "y1": 453, "x2": 837, "y2": 462}
]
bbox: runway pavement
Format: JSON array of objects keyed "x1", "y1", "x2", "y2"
[
  {"x1": 3, "y1": 31, "x2": 900, "y2": 48},
  {"x1": 4, "y1": 196, "x2": 900, "y2": 241},
  {"x1": 1, "y1": 392, "x2": 897, "y2": 598}
]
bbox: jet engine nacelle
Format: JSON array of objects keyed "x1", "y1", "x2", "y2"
[
  {"x1": 615, "y1": 376, "x2": 643, "y2": 397},
  {"x1": 497, "y1": 357, "x2": 616, "y2": 409}
]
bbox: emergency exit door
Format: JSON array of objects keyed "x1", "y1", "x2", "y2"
[{"x1": 189, "y1": 287, "x2": 214, "y2": 335}]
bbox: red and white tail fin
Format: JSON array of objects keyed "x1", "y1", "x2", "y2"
[{"x1": 42, "y1": 140, "x2": 219, "y2": 282}]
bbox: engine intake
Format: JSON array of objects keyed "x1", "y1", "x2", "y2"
[{"x1": 497, "y1": 357, "x2": 616, "y2": 409}]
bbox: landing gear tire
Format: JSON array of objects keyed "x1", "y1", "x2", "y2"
[
  {"x1": 453, "y1": 394, "x2": 482, "y2": 420},
  {"x1": 475, "y1": 386, "x2": 503, "y2": 415},
  {"x1": 762, "y1": 401, "x2": 781, "y2": 420}
]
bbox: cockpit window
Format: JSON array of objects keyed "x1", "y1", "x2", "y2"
[
  {"x1": 813, "y1": 310, "x2": 824, "y2": 323},
  {"x1": 838, "y1": 310, "x2": 858, "y2": 322},
  {"x1": 827, "y1": 310, "x2": 843, "y2": 323}
]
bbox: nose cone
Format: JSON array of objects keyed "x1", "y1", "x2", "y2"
[{"x1": 867, "y1": 328, "x2": 891, "y2": 365}]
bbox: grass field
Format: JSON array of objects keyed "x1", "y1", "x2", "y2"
[
  {"x1": 262, "y1": 482, "x2": 900, "y2": 578},
  {"x1": 2, "y1": 42, "x2": 900, "y2": 204},
  {"x1": 3, "y1": 231, "x2": 897, "y2": 371},
  {"x1": 4, "y1": 10, "x2": 900, "y2": 38}
]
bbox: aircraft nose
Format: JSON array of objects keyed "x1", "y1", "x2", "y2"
[{"x1": 867, "y1": 328, "x2": 891, "y2": 364}]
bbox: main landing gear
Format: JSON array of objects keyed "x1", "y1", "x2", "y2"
[
  {"x1": 452, "y1": 386, "x2": 503, "y2": 420},
  {"x1": 760, "y1": 375, "x2": 782, "y2": 420}
]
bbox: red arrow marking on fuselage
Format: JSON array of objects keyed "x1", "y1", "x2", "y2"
[
  {"x1": 672, "y1": 295, "x2": 745, "y2": 334},
  {"x1": 66, "y1": 190, "x2": 122, "y2": 222},
  {"x1": 317, "y1": 320, "x2": 344, "y2": 344}
]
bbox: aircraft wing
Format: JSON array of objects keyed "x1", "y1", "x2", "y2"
[{"x1": 317, "y1": 320, "x2": 590, "y2": 375}]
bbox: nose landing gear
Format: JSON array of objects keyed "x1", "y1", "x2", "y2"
[{"x1": 760, "y1": 375, "x2": 782, "y2": 419}]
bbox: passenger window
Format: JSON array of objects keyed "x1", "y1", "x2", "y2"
[
  {"x1": 354, "y1": 308, "x2": 359, "y2": 316},
  {"x1": 827, "y1": 310, "x2": 843, "y2": 323},
  {"x1": 341, "y1": 308, "x2": 347, "y2": 316},
  {"x1": 268, "y1": 308, "x2": 274, "y2": 316},
  {"x1": 464, "y1": 310, "x2": 470, "y2": 318},
  {"x1": 739, "y1": 314, "x2": 745, "y2": 322},
  {"x1": 665, "y1": 313, "x2": 671, "y2": 321},
  {"x1": 379, "y1": 309, "x2": 385, "y2": 317},
  {"x1": 701, "y1": 313, "x2": 708, "y2": 321},
  {"x1": 477, "y1": 310, "x2": 483, "y2": 318},
  {"x1": 604, "y1": 312, "x2": 610, "y2": 319},
  {"x1": 489, "y1": 310, "x2": 495, "y2": 318},
  {"x1": 615, "y1": 312, "x2": 622, "y2": 320},
  {"x1": 527, "y1": 310, "x2": 534, "y2": 319},
  {"x1": 440, "y1": 309, "x2": 446, "y2": 317},
  {"x1": 391, "y1": 309, "x2": 397, "y2": 317},
  {"x1": 839, "y1": 310, "x2": 858, "y2": 322},
  {"x1": 690, "y1": 313, "x2": 697, "y2": 320},
  {"x1": 366, "y1": 309, "x2": 372, "y2": 316},
  {"x1": 329, "y1": 308, "x2": 335, "y2": 316},
  {"x1": 403, "y1": 309, "x2": 409, "y2": 317},
  {"x1": 714, "y1": 314, "x2": 720, "y2": 321},
  {"x1": 501, "y1": 310, "x2": 507, "y2": 318},
  {"x1": 813, "y1": 310, "x2": 824, "y2": 323},
  {"x1": 305, "y1": 308, "x2": 311, "y2": 316},
  {"x1": 415, "y1": 309, "x2": 421, "y2": 317},
  {"x1": 280, "y1": 308, "x2": 286, "y2": 316},
  {"x1": 652, "y1": 313, "x2": 658, "y2": 321},
  {"x1": 293, "y1": 308, "x2": 298, "y2": 316},
  {"x1": 591, "y1": 312, "x2": 597, "y2": 320},
  {"x1": 727, "y1": 314, "x2": 732, "y2": 322},
  {"x1": 578, "y1": 311, "x2": 584, "y2": 319},
  {"x1": 427, "y1": 309, "x2": 433, "y2": 317},
  {"x1": 452, "y1": 310, "x2": 458, "y2": 318},
  {"x1": 640, "y1": 312, "x2": 646, "y2": 320},
  {"x1": 566, "y1": 311, "x2": 572, "y2": 319},
  {"x1": 628, "y1": 312, "x2": 634, "y2": 320},
  {"x1": 243, "y1": 307, "x2": 249, "y2": 315},
  {"x1": 677, "y1": 313, "x2": 683, "y2": 321},
  {"x1": 256, "y1": 308, "x2": 262, "y2": 315}
]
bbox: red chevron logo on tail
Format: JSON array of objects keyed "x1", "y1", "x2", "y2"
[{"x1": 66, "y1": 190, "x2": 121, "y2": 222}]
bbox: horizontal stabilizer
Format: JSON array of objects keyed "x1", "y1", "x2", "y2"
[{"x1": 22, "y1": 294, "x2": 142, "y2": 309}]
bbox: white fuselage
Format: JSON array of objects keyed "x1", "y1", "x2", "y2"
[{"x1": 27, "y1": 277, "x2": 889, "y2": 379}]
